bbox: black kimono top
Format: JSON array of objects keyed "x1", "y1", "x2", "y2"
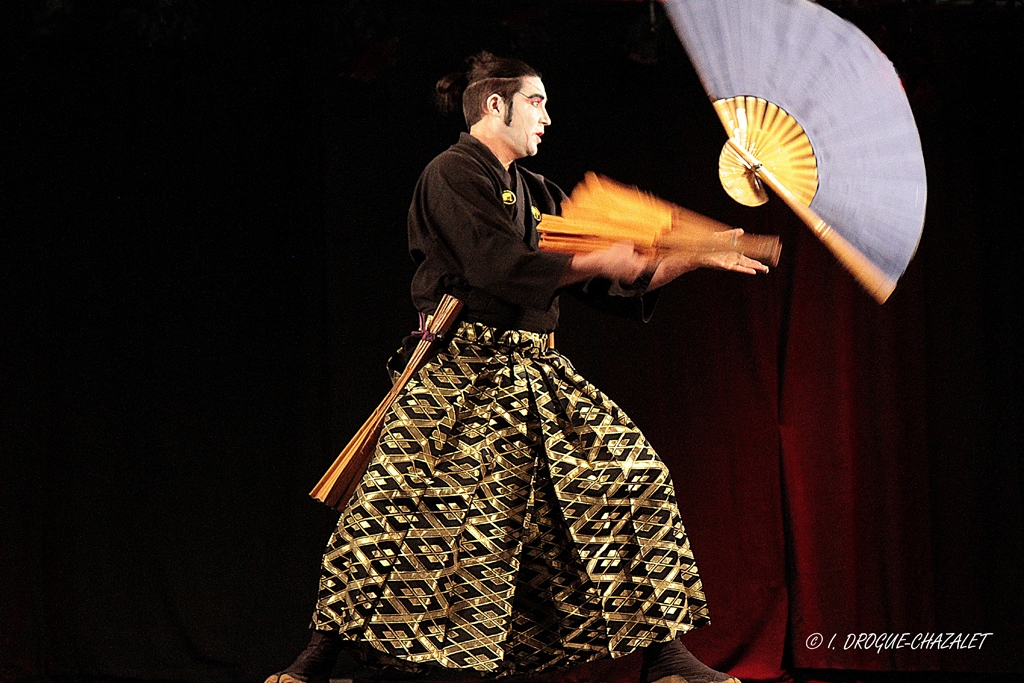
[{"x1": 409, "y1": 133, "x2": 655, "y2": 333}]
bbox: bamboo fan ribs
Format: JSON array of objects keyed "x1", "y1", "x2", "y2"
[
  {"x1": 538, "y1": 172, "x2": 781, "y2": 267},
  {"x1": 664, "y1": 0, "x2": 927, "y2": 303},
  {"x1": 310, "y1": 295, "x2": 463, "y2": 510},
  {"x1": 714, "y1": 96, "x2": 818, "y2": 209}
]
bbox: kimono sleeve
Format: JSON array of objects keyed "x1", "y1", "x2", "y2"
[{"x1": 568, "y1": 273, "x2": 660, "y2": 322}]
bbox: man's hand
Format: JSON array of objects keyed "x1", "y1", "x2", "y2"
[
  {"x1": 647, "y1": 229, "x2": 770, "y2": 291},
  {"x1": 703, "y1": 229, "x2": 771, "y2": 275},
  {"x1": 560, "y1": 241, "x2": 653, "y2": 287}
]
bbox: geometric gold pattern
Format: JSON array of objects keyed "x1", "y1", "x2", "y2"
[{"x1": 313, "y1": 322, "x2": 710, "y2": 676}]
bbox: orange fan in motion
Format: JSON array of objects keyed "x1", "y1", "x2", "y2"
[{"x1": 538, "y1": 172, "x2": 781, "y2": 268}]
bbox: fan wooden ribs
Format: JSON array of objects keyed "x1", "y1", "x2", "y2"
[
  {"x1": 310, "y1": 295, "x2": 464, "y2": 510},
  {"x1": 714, "y1": 96, "x2": 818, "y2": 208}
]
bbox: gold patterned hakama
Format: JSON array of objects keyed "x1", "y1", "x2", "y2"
[{"x1": 313, "y1": 322, "x2": 709, "y2": 676}]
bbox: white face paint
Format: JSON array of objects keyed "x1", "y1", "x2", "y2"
[{"x1": 498, "y1": 76, "x2": 551, "y2": 160}]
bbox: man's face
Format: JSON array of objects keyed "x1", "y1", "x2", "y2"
[{"x1": 501, "y1": 76, "x2": 551, "y2": 160}]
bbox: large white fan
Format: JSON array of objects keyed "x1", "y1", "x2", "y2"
[{"x1": 664, "y1": 0, "x2": 927, "y2": 302}]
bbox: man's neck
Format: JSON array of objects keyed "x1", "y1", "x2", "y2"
[{"x1": 468, "y1": 130, "x2": 514, "y2": 170}]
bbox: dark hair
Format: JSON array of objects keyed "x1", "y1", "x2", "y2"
[{"x1": 435, "y1": 51, "x2": 540, "y2": 128}]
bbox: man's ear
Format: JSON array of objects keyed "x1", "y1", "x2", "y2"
[{"x1": 483, "y1": 92, "x2": 505, "y2": 118}]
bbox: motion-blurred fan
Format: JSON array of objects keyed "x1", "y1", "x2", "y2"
[
  {"x1": 539, "y1": 173, "x2": 781, "y2": 267},
  {"x1": 664, "y1": 0, "x2": 927, "y2": 303}
]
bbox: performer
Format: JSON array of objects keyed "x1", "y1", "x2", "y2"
[{"x1": 269, "y1": 52, "x2": 765, "y2": 683}]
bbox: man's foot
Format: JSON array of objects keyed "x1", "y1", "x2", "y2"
[
  {"x1": 641, "y1": 638, "x2": 737, "y2": 683},
  {"x1": 265, "y1": 631, "x2": 342, "y2": 683},
  {"x1": 264, "y1": 673, "x2": 328, "y2": 683}
]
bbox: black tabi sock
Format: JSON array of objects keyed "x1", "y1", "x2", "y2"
[
  {"x1": 282, "y1": 630, "x2": 343, "y2": 681},
  {"x1": 640, "y1": 638, "x2": 732, "y2": 683}
]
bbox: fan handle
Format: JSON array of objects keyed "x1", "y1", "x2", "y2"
[{"x1": 725, "y1": 138, "x2": 896, "y2": 304}]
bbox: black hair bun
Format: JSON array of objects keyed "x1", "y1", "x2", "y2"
[{"x1": 435, "y1": 70, "x2": 468, "y2": 115}]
